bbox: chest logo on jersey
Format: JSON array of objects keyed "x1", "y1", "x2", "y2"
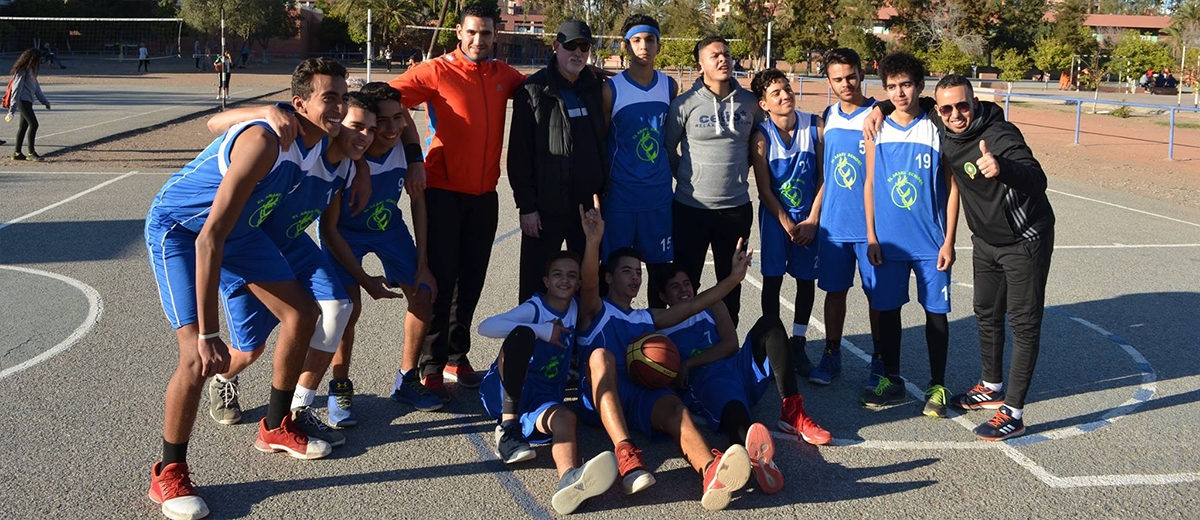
[
  {"x1": 541, "y1": 352, "x2": 566, "y2": 380},
  {"x1": 780, "y1": 176, "x2": 806, "y2": 208},
  {"x1": 888, "y1": 171, "x2": 923, "y2": 210},
  {"x1": 831, "y1": 152, "x2": 862, "y2": 189},
  {"x1": 366, "y1": 199, "x2": 397, "y2": 231},
  {"x1": 964, "y1": 161, "x2": 978, "y2": 179},
  {"x1": 287, "y1": 209, "x2": 322, "y2": 238},
  {"x1": 249, "y1": 193, "x2": 282, "y2": 228},
  {"x1": 633, "y1": 127, "x2": 661, "y2": 162}
]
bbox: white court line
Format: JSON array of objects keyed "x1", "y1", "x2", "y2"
[
  {"x1": 0, "y1": 266, "x2": 103, "y2": 381},
  {"x1": 38, "y1": 88, "x2": 259, "y2": 139},
  {"x1": 1048, "y1": 188, "x2": 1200, "y2": 229},
  {"x1": 744, "y1": 272, "x2": 1199, "y2": 487},
  {"x1": 0, "y1": 170, "x2": 170, "y2": 175},
  {"x1": 0, "y1": 171, "x2": 138, "y2": 232}
]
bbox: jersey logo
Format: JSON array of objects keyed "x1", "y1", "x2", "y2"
[
  {"x1": 366, "y1": 199, "x2": 396, "y2": 231},
  {"x1": 541, "y1": 353, "x2": 565, "y2": 380},
  {"x1": 780, "y1": 176, "x2": 805, "y2": 208},
  {"x1": 964, "y1": 161, "x2": 978, "y2": 179},
  {"x1": 888, "y1": 172, "x2": 922, "y2": 210},
  {"x1": 248, "y1": 193, "x2": 282, "y2": 228},
  {"x1": 634, "y1": 127, "x2": 661, "y2": 162},
  {"x1": 832, "y1": 153, "x2": 860, "y2": 189},
  {"x1": 286, "y1": 209, "x2": 321, "y2": 238}
]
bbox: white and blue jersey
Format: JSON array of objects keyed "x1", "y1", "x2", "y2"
[
  {"x1": 757, "y1": 111, "x2": 820, "y2": 279},
  {"x1": 480, "y1": 295, "x2": 577, "y2": 442},
  {"x1": 819, "y1": 99, "x2": 876, "y2": 243},
  {"x1": 871, "y1": 110, "x2": 947, "y2": 261},
  {"x1": 260, "y1": 151, "x2": 351, "y2": 248},
  {"x1": 606, "y1": 70, "x2": 673, "y2": 212},
  {"x1": 659, "y1": 309, "x2": 719, "y2": 361},
  {"x1": 577, "y1": 299, "x2": 672, "y2": 437}
]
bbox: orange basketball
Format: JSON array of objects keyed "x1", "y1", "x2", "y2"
[{"x1": 626, "y1": 333, "x2": 680, "y2": 389}]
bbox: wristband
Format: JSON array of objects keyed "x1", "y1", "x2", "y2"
[
  {"x1": 404, "y1": 142, "x2": 424, "y2": 164},
  {"x1": 199, "y1": 332, "x2": 221, "y2": 340}
]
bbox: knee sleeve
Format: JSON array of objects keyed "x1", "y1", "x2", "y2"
[{"x1": 310, "y1": 299, "x2": 353, "y2": 353}]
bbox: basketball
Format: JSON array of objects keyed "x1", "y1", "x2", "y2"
[{"x1": 626, "y1": 333, "x2": 681, "y2": 389}]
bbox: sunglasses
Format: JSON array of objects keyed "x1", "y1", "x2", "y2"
[
  {"x1": 937, "y1": 101, "x2": 971, "y2": 116},
  {"x1": 561, "y1": 40, "x2": 592, "y2": 52}
]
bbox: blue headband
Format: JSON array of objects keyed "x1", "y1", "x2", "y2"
[{"x1": 624, "y1": 25, "x2": 660, "y2": 41}]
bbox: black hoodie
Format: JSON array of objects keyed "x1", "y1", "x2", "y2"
[{"x1": 882, "y1": 98, "x2": 1055, "y2": 246}]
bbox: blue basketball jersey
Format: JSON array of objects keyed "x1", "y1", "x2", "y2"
[
  {"x1": 820, "y1": 99, "x2": 877, "y2": 243},
  {"x1": 871, "y1": 111, "x2": 947, "y2": 261},
  {"x1": 335, "y1": 145, "x2": 409, "y2": 242},
  {"x1": 260, "y1": 151, "x2": 352, "y2": 247},
  {"x1": 658, "y1": 309, "x2": 719, "y2": 362},
  {"x1": 578, "y1": 299, "x2": 656, "y2": 379},
  {"x1": 520, "y1": 295, "x2": 578, "y2": 390},
  {"x1": 758, "y1": 111, "x2": 819, "y2": 220},
  {"x1": 148, "y1": 120, "x2": 324, "y2": 239},
  {"x1": 606, "y1": 71, "x2": 673, "y2": 211}
]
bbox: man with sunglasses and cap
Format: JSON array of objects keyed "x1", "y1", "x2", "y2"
[
  {"x1": 866, "y1": 74, "x2": 1054, "y2": 441},
  {"x1": 508, "y1": 19, "x2": 609, "y2": 303}
]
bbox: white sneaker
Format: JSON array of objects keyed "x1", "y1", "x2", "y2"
[{"x1": 551, "y1": 451, "x2": 618, "y2": 515}]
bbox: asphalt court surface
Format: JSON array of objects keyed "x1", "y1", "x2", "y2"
[{"x1": 1, "y1": 110, "x2": 1199, "y2": 518}]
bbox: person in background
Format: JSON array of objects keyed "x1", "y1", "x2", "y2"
[{"x1": 7, "y1": 48, "x2": 50, "y2": 161}]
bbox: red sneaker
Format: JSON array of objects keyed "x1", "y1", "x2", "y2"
[
  {"x1": 422, "y1": 373, "x2": 451, "y2": 402},
  {"x1": 701, "y1": 445, "x2": 751, "y2": 511},
  {"x1": 444, "y1": 361, "x2": 482, "y2": 388},
  {"x1": 778, "y1": 394, "x2": 832, "y2": 445},
  {"x1": 615, "y1": 440, "x2": 655, "y2": 494},
  {"x1": 744, "y1": 423, "x2": 784, "y2": 494},
  {"x1": 148, "y1": 461, "x2": 210, "y2": 520},
  {"x1": 253, "y1": 413, "x2": 332, "y2": 460}
]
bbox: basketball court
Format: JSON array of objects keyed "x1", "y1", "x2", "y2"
[{"x1": 0, "y1": 78, "x2": 1198, "y2": 518}]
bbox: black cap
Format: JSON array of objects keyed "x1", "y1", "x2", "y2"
[{"x1": 556, "y1": 19, "x2": 594, "y2": 45}]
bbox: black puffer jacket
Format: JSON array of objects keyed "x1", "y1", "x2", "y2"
[{"x1": 507, "y1": 62, "x2": 608, "y2": 217}]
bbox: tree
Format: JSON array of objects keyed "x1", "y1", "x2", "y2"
[
  {"x1": 995, "y1": 48, "x2": 1030, "y2": 94},
  {"x1": 1031, "y1": 35, "x2": 1074, "y2": 88},
  {"x1": 322, "y1": 0, "x2": 423, "y2": 50},
  {"x1": 656, "y1": 0, "x2": 713, "y2": 38},
  {"x1": 926, "y1": 41, "x2": 973, "y2": 76},
  {"x1": 836, "y1": 27, "x2": 886, "y2": 65},
  {"x1": 529, "y1": 0, "x2": 630, "y2": 43},
  {"x1": 1108, "y1": 30, "x2": 1173, "y2": 81},
  {"x1": 730, "y1": 0, "x2": 774, "y2": 70},
  {"x1": 658, "y1": 38, "x2": 697, "y2": 81},
  {"x1": 782, "y1": 46, "x2": 806, "y2": 73},
  {"x1": 991, "y1": 0, "x2": 1050, "y2": 56},
  {"x1": 776, "y1": 0, "x2": 836, "y2": 55},
  {"x1": 177, "y1": 0, "x2": 298, "y2": 56},
  {"x1": 1051, "y1": 0, "x2": 1098, "y2": 56}
]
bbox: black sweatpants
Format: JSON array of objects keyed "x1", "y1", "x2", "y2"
[
  {"x1": 672, "y1": 200, "x2": 753, "y2": 326},
  {"x1": 517, "y1": 211, "x2": 585, "y2": 303},
  {"x1": 15, "y1": 101, "x2": 38, "y2": 154},
  {"x1": 972, "y1": 229, "x2": 1054, "y2": 409},
  {"x1": 419, "y1": 188, "x2": 500, "y2": 376}
]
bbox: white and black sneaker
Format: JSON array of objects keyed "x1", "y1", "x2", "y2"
[
  {"x1": 208, "y1": 376, "x2": 242, "y2": 425},
  {"x1": 551, "y1": 451, "x2": 618, "y2": 515},
  {"x1": 292, "y1": 406, "x2": 346, "y2": 447},
  {"x1": 494, "y1": 421, "x2": 535, "y2": 464}
]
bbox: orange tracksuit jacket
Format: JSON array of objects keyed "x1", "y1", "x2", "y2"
[{"x1": 389, "y1": 47, "x2": 526, "y2": 195}]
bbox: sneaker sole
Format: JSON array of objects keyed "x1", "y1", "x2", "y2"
[
  {"x1": 861, "y1": 396, "x2": 907, "y2": 409},
  {"x1": 149, "y1": 495, "x2": 210, "y2": 520},
  {"x1": 390, "y1": 392, "x2": 445, "y2": 412},
  {"x1": 209, "y1": 409, "x2": 241, "y2": 426},
  {"x1": 494, "y1": 447, "x2": 536, "y2": 464},
  {"x1": 775, "y1": 419, "x2": 830, "y2": 445},
  {"x1": 953, "y1": 400, "x2": 1005, "y2": 411},
  {"x1": 701, "y1": 444, "x2": 751, "y2": 511},
  {"x1": 622, "y1": 471, "x2": 656, "y2": 495},
  {"x1": 442, "y1": 372, "x2": 482, "y2": 389},
  {"x1": 551, "y1": 452, "x2": 618, "y2": 515},
  {"x1": 253, "y1": 439, "x2": 332, "y2": 459},
  {"x1": 808, "y1": 375, "x2": 834, "y2": 385},
  {"x1": 923, "y1": 405, "x2": 948, "y2": 419},
  {"x1": 977, "y1": 425, "x2": 1026, "y2": 442},
  {"x1": 745, "y1": 424, "x2": 784, "y2": 494},
  {"x1": 329, "y1": 419, "x2": 357, "y2": 428}
]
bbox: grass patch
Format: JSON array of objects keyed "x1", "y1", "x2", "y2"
[{"x1": 1153, "y1": 120, "x2": 1200, "y2": 129}]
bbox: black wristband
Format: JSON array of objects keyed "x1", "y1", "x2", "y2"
[{"x1": 404, "y1": 143, "x2": 424, "y2": 164}]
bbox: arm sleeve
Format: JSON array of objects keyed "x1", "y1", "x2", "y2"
[
  {"x1": 992, "y1": 123, "x2": 1048, "y2": 195},
  {"x1": 389, "y1": 64, "x2": 437, "y2": 109},
  {"x1": 8, "y1": 73, "x2": 22, "y2": 113},
  {"x1": 507, "y1": 86, "x2": 539, "y2": 214},
  {"x1": 478, "y1": 302, "x2": 555, "y2": 340},
  {"x1": 665, "y1": 97, "x2": 686, "y2": 174}
]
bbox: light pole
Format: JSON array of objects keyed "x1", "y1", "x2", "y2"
[
  {"x1": 766, "y1": 21, "x2": 773, "y2": 70},
  {"x1": 220, "y1": 4, "x2": 226, "y2": 110}
]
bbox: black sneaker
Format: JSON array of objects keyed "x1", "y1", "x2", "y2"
[
  {"x1": 860, "y1": 376, "x2": 907, "y2": 408},
  {"x1": 950, "y1": 383, "x2": 1006, "y2": 410},
  {"x1": 11, "y1": 152, "x2": 25, "y2": 161},
  {"x1": 26, "y1": 152, "x2": 42, "y2": 162},
  {"x1": 790, "y1": 336, "x2": 814, "y2": 378},
  {"x1": 494, "y1": 421, "x2": 535, "y2": 464},
  {"x1": 974, "y1": 405, "x2": 1026, "y2": 441}
]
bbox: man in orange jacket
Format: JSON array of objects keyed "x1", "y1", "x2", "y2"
[{"x1": 389, "y1": 1, "x2": 526, "y2": 399}]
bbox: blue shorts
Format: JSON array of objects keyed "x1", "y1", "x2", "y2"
[
  {"x1": 758, "y1": 205, "x2": 818, "y2": 280},
  {"x1": 682, "y1": 340, "x2": 772, "y2": 433},
  {"x1": 145, "y1": 216, "x2": 292, "y2": 330},
  {"x1": 325, "y1": 227, "x2": 418, "y2": 288},
  {"x1": 816, "y1": 238, "x2": 875, "y2": 295},
  {"x1": 601, "y1": 205, "x2": 673, "y2": 264},
  {"x1": 578, "y1": 371, "x2": 673, "y2": 439},
  {"x1": 223, "y1": 236, "x2": 348, "y2": 351},
  {"x1": 871, "y1": 258, "x2": 950, "y2": 313},
  {"x1": 479, "y1": 364, "x2": 563, "y2": 445}
]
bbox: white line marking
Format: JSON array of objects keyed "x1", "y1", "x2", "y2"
[
  {"x1": 0, "y1": 170, "x2": 171, "y2": 175},
  {"x1": 1048, "y1": 188, "x2": 1200, "y2": 229},
  {"x1": 39, "y1": 88, "x2": 259, "y2": 139},
  {"x1": 0, "y1": 266, "x2": 103, "y2": 380},
  {"x1": 0, "y1": 171, "x2": 138, "y2": 232}
]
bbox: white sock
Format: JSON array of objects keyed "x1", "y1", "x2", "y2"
[
  {"x1": 291, "y1": 385, "x2": 316, "y2": 411},
  {"x1": 982, "y1": 380, "x2": 1003, "y2": 392},
  {"x1": 1006, "y1": 407, "x2": 1023, "y2": 420},
  {"x1": 393, "y1": 370, "x2": 406, "y2": 392},
  {"x1": 792, "y1": 323, "x2": 808, "y2": 337},
  {"x1": 215, "y1": 373, "x2": 235, "y2": 383}
]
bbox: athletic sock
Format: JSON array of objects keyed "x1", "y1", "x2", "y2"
[
  {"x1": 393, "y1": 370, "x2": 406, "y2": 392},
  {"x1": 792, "y1": 323, "x2": 808, "y2": 338},
  {"x1": 983, "y1": 380, "x2": 1004, "y2": 392},
  {"x1": 719, "y1": 402, "x2": 752, "y2": 447},
  {"x1": 1007, "y1": 407, "x2": 1023, "y2": 419},
  {"x1": 291, "y1": 385, "x2": 315, "y2": 411},
  {"x1": 265, "y1": 386, "x2": 292, "y2": 430},
  {"x1": 162, "y1": 438, "x2": 188, "y2": 467}
]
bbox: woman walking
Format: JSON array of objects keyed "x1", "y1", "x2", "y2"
[{"x1": 8, "y1": 48, "x2": 50, "y2": 161}]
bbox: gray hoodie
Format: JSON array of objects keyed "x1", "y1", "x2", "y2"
[{"x1": 665, "y1": 77, "x2": 763, "y2": 209}]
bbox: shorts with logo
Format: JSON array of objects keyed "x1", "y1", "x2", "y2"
[
  {"x1": 324, "y1": 225, "x2": 417, "y2": 288},
  {"x1": 145, "y1": 215, "x2": 293, "y2": 330},
  {"x1": 223, "y1": 235, "x2": 349, "y2": 351},
  {"x1": 816, "y1": 238, "x2": 876, "y2": 295},
  {"x1": 601, "y1": 205, "x2": 673, "y2": 265},
  {"x1": 871, "y1": 258, "x2": 950, "y2": 314},
  {"x1": 758, "y1": 205, "x2": 818, "y2": 280},
  {"x1": 682, "y1": 339, "x2": 772, "y2": 433},
  {"x1": 479, "y1": 365, "x2": 563, "y2": 444}
]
